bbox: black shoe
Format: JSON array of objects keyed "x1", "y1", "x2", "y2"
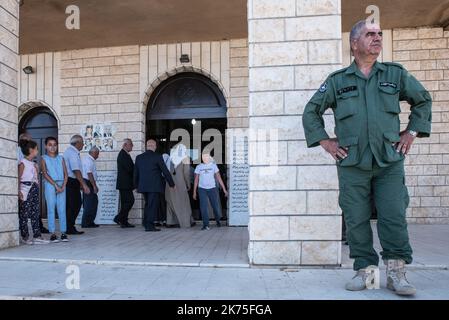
[
  {"x1": 154, "y1": 222, "x2": 162, "y2": 227},
  {"x1": 113, "y1": 216, "x2": 122, "y2": 225},
  {"x1": 190, "y1": 222, "x2": 197, "y2": 227},
  {"x1": 145, "y1": 228, "x2": 161, "y2": 232},
  {"x1": 92, "y1": 223, "x2": 100, "y2": 228},
  {"x1": 216, "y1": 222, "x2": 221, "y2": 228},
  {"x1": 41, "y1": 227, "x2": 50, "y2": 234},
  {"x1": 82, "y1": 225, "x2": 96, "y2": 228},
  {"x1": 166, "y1": 224, "x2": 180, "y2": 228},
  {"x1": 60, "y1": 234, "x2": 69, "y2": 242},
  {"x1": 50, "y1": 234, "x2": 59, "y2": 243}
]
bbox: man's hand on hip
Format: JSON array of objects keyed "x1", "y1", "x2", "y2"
[
  {"x1": 320, "y1": 138, "x2": 348, "y2": 161},
  {"x1": 396, "y1": 130, "x2": 416, "y2": 155}
]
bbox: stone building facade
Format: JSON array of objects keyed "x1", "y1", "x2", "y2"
[
  {"x1": 0, "y1": 0, "x2": 19, "y2": 249},
  {"x1": 1, "y1": 0, "x2": 448, "y2": 265}
]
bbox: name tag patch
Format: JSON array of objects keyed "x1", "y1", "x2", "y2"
[
  {"x1": 379, "y1": 82, "x2": 397, "y2": 89},
  {"x1": 337, "y1": 86, "x2": 357, "y2": 95}
]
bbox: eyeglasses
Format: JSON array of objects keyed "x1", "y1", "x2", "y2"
[{"x1": 365, "y1": 31, "x2": 383, "y2": 38}]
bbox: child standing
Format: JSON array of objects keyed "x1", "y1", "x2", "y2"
[
  {"x1": 18, "y1": 140, "x2": 49, "y2": 245},
  {"x1": 41, "y1": 137, "x2": 69, "y2": 243},
  {"x1": 193, "y1": 152, "x2": 228, "y2": 230}
]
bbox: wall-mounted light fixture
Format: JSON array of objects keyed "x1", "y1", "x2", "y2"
[
  {"x1": 23, "y1": 66, "x2": 34, "y2": 74},
  {"x1": 180, "y1": 54, "x2": 190, "y2": 63}
]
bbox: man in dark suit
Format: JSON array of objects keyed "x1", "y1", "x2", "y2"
[
  {"x1": 114, "y1": 139, "x2": 135, "y2": 228},
  {"x1": 134, "y1": 139, "x2": 175, "y2": 231}
]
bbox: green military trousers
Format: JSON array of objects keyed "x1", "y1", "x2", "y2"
[{"x1": 337, "y1": 155, "x2": 413, "y2": 271}]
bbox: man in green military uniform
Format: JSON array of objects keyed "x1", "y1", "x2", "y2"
[{"x1": 302, "y1": 20, "x2": 432, "y2": 296}]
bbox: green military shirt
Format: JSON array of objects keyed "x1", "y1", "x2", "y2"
[{"x1": 302, "y1": 61, "x2": 432, "y2": 170}]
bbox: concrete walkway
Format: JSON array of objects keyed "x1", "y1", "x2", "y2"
[
  {"x1": 0, "y1": 260, "x2": 448, "y2": 300},
  {"x1": 0, "y1": 224, "x2": 448, "y2": 299},
  {"x1": 0, "y1": 223, "x2": 448, "y2": 269},
  {"x1": 0, "y1": 224, "x2": 250, "y2": 268}
]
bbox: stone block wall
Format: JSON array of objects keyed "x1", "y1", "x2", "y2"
[
  {"x1": 0, "y1": 0, "x2": 19, "y2": 248},
  {"x1": 393, "y1": 27, "x2": 449, "y2": 224},
  {"x1": 247, "y1": 0, "x2": 343, "y2": 265}
]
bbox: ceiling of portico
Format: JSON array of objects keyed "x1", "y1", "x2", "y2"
[{"x1": 19, "y1": 0, "x2": 449, "y2": 54}]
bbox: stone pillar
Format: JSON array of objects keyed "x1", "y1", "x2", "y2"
[
  {"x1": 0, "y1": 0, "x2": 20, "y2": 248},
  {"x1": 248, "y1": 0, "x2": 343, "y2": 265}
]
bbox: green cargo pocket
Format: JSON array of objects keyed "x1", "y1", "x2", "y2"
[
  {"x1": 335, "y1": 90, "x2": 359, "y2": 120},
  {"x1": 383, "y1": 131, "x2": 404, "y2": 163},
  {"x1": 379, "y1": 84, "x2": 401, "y2": 114},
  {"x1": 337, "y1": 136, "x2": 359, "y2": 167}
]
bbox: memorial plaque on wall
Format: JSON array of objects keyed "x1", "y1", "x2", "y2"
[
  {"x1": 80, "y1": 123, "x2": 117, "y2": 152},
  {"x1": 228, "y1": 138, "x2": 249, "y2": 226},
  {"x1": 76, "y1": 171, "x2": 119, "y2": 225}
]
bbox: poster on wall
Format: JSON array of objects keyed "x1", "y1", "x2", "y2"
[
  {"x1": 81, "y1": 123, "x2": 117, "y2": 152},
  {"x1": 76, "y1": 171, "x2": 119, "y2": 225}
]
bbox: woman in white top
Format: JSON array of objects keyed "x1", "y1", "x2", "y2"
[{"x1": 18, "y1": 140, "x2": 49, "y2": 245}]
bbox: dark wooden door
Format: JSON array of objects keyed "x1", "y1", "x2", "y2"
[{"x1": 19, "y1": 108, "x2": 58, "y2": 219}]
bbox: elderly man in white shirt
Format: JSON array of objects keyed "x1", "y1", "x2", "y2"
[
  {"x1": 81, "y1": 146, "x2": 100, "y2": 228},
  {"x1": 63, "y1": 135, "x2": 90, "y2": 235}
]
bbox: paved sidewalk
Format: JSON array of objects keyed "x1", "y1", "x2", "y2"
[
  {"x1": 0, "y1": 223, "x2": 448, "y2": 269},
  {"x1": 0, "y1": 260, "x2": 448, "y2": 300},
  {"x1": 0, "y1": 224, "x2": 249, "y2": 267},
  {"x1": 0, "y1": 223, "x2": 447, "y2": 300}
]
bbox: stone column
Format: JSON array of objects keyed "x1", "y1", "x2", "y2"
[
  {"x1": 248, "y1": 0, "x2": 343, "y2": 265},
  {"x1": 0, "y1": 0, "x2": 20, "y2": 248}
]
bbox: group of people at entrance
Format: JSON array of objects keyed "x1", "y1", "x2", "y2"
[
  {"x1": 17, "y1": 132, "x2": 229, "y2": 244},
  {"x1": 118, "y1": 138, "x2": 228, "y2": 232}
]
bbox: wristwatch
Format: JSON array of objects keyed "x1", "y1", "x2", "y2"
[{"x1": 408, "y1": 130, "x2": 418, "y2": 137}]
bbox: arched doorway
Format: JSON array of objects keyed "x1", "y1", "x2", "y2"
[
  {"x1": 146, "y1": 72, "x2": 228, "y2": 223},
  {"x1": 19, "y1": 106, "x2": 58, "y2": 219}
]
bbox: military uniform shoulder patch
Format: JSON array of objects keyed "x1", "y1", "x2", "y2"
[{"x1": 319, "y1": 82, "x2": 328, "y2": 93}]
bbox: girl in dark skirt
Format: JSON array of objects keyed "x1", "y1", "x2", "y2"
[{"x1": 18, "y1": 140, "x2": 49, "y2": 245}]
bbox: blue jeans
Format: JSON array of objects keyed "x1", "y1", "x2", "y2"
[
  {"x1": 198, "y1": 187, "x2": 222, "y2": 227},
  {"x1": 44, "y1": 180, "x2": 67, "y2": 233}
]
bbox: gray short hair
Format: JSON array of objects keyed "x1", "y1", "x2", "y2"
[
  {"x1": 70, "y1": 135, "x2": 83, "y2": 146},
  {"x1": 89, "y1": 146, "x2": 100, "y2": 154},
  {"x1": 350, "y1": 20, "x2": 368, "y2": 42},
  {"x1": 123, "y1": 138, "x2": 132, "y2": 145}
]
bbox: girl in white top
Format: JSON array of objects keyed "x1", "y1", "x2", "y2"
[
  {"x1": 18, "y1": 140, "x2": 49, "y2": 245},
  {"x1": 193, "y1": 152, "x2": 228, "y2": 230}
]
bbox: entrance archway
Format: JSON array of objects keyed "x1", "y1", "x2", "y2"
[
  {"x1": 146, "y1": 72, "x2": 228, "y2": 223},
  {"x1": 19, "y1": 105, "x2": 58, "y2": 219}
]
